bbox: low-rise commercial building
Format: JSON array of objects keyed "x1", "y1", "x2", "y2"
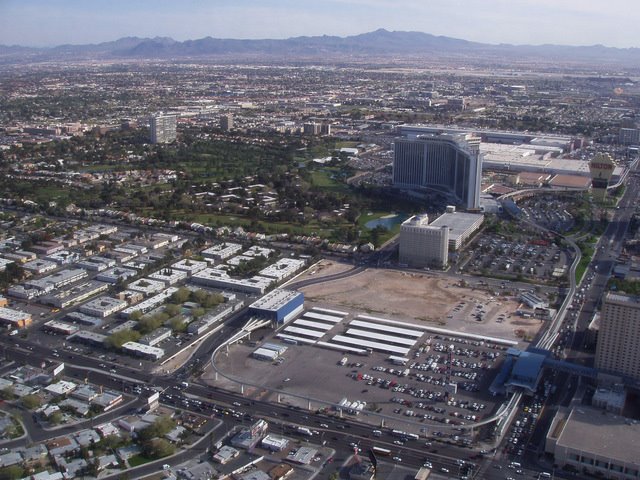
[
  {"x1": 26, "y1": 268, "x2": 88, "y2": 291},
  {"x1": 258, "y1": 258, "x2": 306, "y2": 281},
  {"x1": 201, "y1": 242, "x2": 243, "y2": 261},
  {"x1": 249, "y1": 289, "x2": 304, "y2": 324},
  {"x1": 191, "y1": 268, "x2": 273, "y2": 294},
  {"x1": 521, "y1": 292, "x2": 548, "y2": 309},
  {"x1": 171, "y1": 258, "x2": 209, "y2": 275},
  {"x1": 546, "y1": 406, "x2": 640, "y2": 479},
  {"x1": 261, "y1": 435, "x2": 289, "y2": 452},
  {"x1": 75, "y1": 256, "x2": 116, "y2": 272},
  {"x1": 45, "y1": 250, "x2": 80, "y2": 265},
  {"x1": 187, "y1": 302, "x2": 241, "y2": 335},
  {"x1": 243, "y1": 245, "x2": 274, "y2": 258},
  {"x1": 127, "y1": 278, "x2": 166, "y2": 296},
  {"x1": 79, "y1": 296, "x2": 128, "y2": 318},
  {"x1": 121, "y1": 341, "x2": 165, "y2": 361},
  {"x1": 120, "y1": 287, "x2": 178, "y2": 318},
  {"x1": 65, "y1": 311, "x2": 103, "y2": 326},
  {"x1": 140, "y1": 327, "x2": 172, "y2": 346},
  {"x1": 148, "y1": 268, "x2": 188, "y2": 285},
  {"x1": 43, "y1": 320, "x2": 80, "y2": 335},
  {"x1": 39, "y1": 281, "x2": 109, "y2": 308},
  {"x1": 96, "y1": 267, "x2": 138, "y2": 284},
  {"x1": 428, "y1": 208, "x2": 484, "y2": 251},
  {"x1": 212, "y1": 445, "x2": 240, "y2": 464},
  {"x1": 22, "y1": 259, "x2": 58, "y2": 274},
  {"x1": 0, "y1": 306, "x2": 32, "y2": 329},
  {"x1": 68, "y1": 330, "x2": 107, "y2": 347},
  {"x1": 45, "y1": 380, "x2": 77, "y2": 396}
]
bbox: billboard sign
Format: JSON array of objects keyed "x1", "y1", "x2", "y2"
[
  {"x1": 147, "y1": 392, "x2": 160, "y2": 405},
  {"x1": 589, "y1": 153, "x2": 615, "y2": 201},
  {"x1": 52, "y1": 363, "x2": 65, "y2": 376}
]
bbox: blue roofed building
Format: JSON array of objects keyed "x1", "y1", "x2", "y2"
[
  {"x1": 503, "y1": 347, "x2": 550, "y2": 395},
  {"x1": 248, "y1": 289, "x2": 304, "y2": 324}
]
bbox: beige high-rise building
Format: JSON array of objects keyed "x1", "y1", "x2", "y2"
[
  {"x1": 595, "y1": 293, "x2": 640, "y2": 381},
  {"x1": 398, "y1": 214, "x2": 449, "y2": 269}
]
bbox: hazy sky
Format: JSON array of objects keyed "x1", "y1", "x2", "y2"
[{"x1": 1, "y1": 0, "x2": 639, "y2": 48}]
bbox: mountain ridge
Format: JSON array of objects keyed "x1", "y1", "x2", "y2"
[{"x1": 1, "y1": 29, "x2": 638, "y2": 65}]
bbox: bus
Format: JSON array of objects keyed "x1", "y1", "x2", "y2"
[{"x1": 372, "y1": 446, "x2": 391, "y2": 456}]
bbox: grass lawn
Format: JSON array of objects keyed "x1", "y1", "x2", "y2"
[
  {"x1": 335, "y1": 141, "x2": 359, "y2": 149},
  {"x1": 189, "y1": 212, "x2": 344, "y2": 238},
  {"x1": 575, "y1": 241, "x2": 596, "y2": 283},
  {"x1": 78, "y1": 163, "x2": 129, "y2": 173},
  {"x1": 128, "y1": 454, "x2": 154, "y2": 467},
  {"x1": 310, "y1": 169, "x2": 349, "y2": 193}
]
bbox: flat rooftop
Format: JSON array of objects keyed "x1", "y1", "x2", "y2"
[
  {"x1": 555, "y1": 406, "x2": 640, "y2": 466},
  {"x1": 250, "y1": 289, "x2": 301, "y2": 311},
  {"x1": 429, "y1": 212, "x2": 484, "y2": 238},
  {"x1": 605, "y1": 292, "x2": 640, "y2": 307}
]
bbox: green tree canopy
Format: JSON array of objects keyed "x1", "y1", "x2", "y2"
[
  {"x1": 106, "y1": 329, "x2": 141, "y2": 348},
  {"x1": 21, "y1": 394, "x2": 42, "y2": 410}
]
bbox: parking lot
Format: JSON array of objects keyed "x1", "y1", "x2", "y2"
[
  {"x1": 208, "y1": 311, "x2": 515, "y2": 446},
  {"x1": 519, "y1": 196, "x2": 585, "y2": 234},
  {"x1": 462, "y1": 233, "x2": 569, "y2": 284}
]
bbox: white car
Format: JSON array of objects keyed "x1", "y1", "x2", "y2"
[{"x1": 392, "y1": 456, "x2": 402, "y2": 462}]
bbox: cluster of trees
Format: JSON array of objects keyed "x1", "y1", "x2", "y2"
[
  {"x1": 0, "y1": 263, "x2": 24, "y2": 289},
  {"x1": 138, "y1": 416, "x2": 177, "y2": 459},
  {"x1": 107, "y1": 287, "x2": 226, "y2": 346},
  {"x1": 0, "y1": 465, "x2": 25, "y2": 480},
  {"x1": 609, "y1": 278, "x2": 640, "y2": 296},
  {"x1": 106, "y1": 329, "x2": 141, "y2": 348},
  {"x1": 226, "y1": 255, "x2": 271, "y2": 277},
  {"x1": 171, "y1": 287, "x2": 224, "y2": 308}
]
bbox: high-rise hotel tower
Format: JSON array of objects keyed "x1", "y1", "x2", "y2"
[{"x1": 393, "y1": 133, "x2": 482, "y2": 210}]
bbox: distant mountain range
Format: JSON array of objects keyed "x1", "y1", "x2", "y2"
[{"x1": 1, "y1": 29, "x2": 639, "y2": 66}]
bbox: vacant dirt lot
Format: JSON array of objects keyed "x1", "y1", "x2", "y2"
[{"x1": 298, "y1": 262, "x2": 543, "y2": 340}]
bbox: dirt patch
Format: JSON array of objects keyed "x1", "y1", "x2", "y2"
[
  {"x1": 301, "y1": 268, "x2": 467, "y2": 322},
  {"x1": 298, "y1": 261, "x2": 543, "y2": 341},
  {"x1": 296, "y1": 259, "x2": 354, "y2": 280}
]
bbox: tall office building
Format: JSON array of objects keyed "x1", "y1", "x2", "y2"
[
  {"x1": 303, "y1": 122, "x2": 321, "y2": 135},
  {"x1": 595, "y1": 293, "x2": 640, "y2": 381},
  {"x1": 149, "y1": 114, "x2": 177, "y2": 144},
  {"x1": 393, "y1": 133, "x2": 482, "y2": 210},
  {"x1": 398, "y1": 214, "x2": 449, "y2": 269},
  {"x1": 220, "y1": 114, "x2": 234, "y2": 131}
]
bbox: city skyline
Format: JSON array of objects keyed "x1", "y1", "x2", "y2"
[{"x1": 1, "y1": 0, "x2": 639, "y2": 49}]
